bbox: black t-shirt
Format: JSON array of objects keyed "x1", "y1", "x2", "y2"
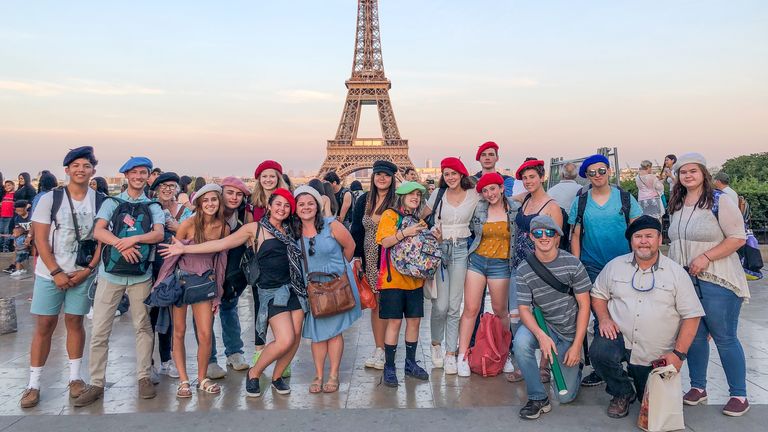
[{"x1": 256, "y1": 238, "x2": 290, "y2": 290}]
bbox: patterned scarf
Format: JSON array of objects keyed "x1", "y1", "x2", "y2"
[{"x1": 260, "y1": 216, "x2": 307, "y2": 297}]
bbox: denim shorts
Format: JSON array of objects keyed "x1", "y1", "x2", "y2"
[
  {"x1": 30, "y1": 274, "x2": 95, "y2": 316},
  {"x1": 467, "y1": 252, "x2": 511, "y2": 280},
  {"x1": 15, "y1": 251, "x2": 30, "y2": 263}
]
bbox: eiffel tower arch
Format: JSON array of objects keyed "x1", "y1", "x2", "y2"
[{"x1": 317, "y1": 0, "x2": 415, "y2": 180}]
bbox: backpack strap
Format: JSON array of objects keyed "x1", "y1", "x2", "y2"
[
  {"x1": 50, "y1": 187, "x2": 65, "y2": 229},
  {"x1": 712, "y1": 189, "x2": 724, "y2": 221},
  {"x1": 619, "y1": 188, "x2": 631, "y2": 226},
  {"x1": 524, "y1": 253, "x2": 572, "y2": 296},
  {"x1": 573, "y1": 190, "x2": 588, "y2": 233},
  {"x1": 174, "y1": 204, "x2": 186, "y2": 221}
]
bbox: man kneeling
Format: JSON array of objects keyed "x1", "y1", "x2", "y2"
[{"x1": 514, "y1": 215, "x2": 592, "y2": 419}]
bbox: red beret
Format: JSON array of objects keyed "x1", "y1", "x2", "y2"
[
  {"x1": 440, "y1": 157, "x2": 469, "y2": 177},
  {"x1": 515, "y1": 159, "x2": 545, "y2": 180},
  {"x1": 476, "y1": 173, "x2": 505, "y2": 193},
  {"x1": 254, "y1": 160, "x2": 283, "y2": 179},
  {"x1": 475, "y1": 141, "x2": 499, "y2": 161},
  {"x1": 270, "y1": 188, "x2": 295, "y2": 214}
]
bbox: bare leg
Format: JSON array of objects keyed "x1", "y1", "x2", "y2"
[
  {"x1": 171, "y1": 305, "x2": 189, "y2": 383},
  {"x1": 272, "y1": 308, "x2": 304, "y2": 380},
  {"x1": 30, "y1": 315, "x2": 58, "y2": 367},
  {"x1": 191, "y1": 301, "x2": 214, "y2": 383},
  {"x1": 327, "y1": 335, "x2": 344, "y2": 377},
  {"x1": 248, "y1": 312, "x2": 295, "y2": 379},
  {"x1": 488, "y1": 278, "x2": 510, "y2": 330},
  {"x1": 311, "y1": 341, "x2": 328, "y2": 379},
  {"x1": 458, "y1": 271, "x2": 487, "y2": 355},
  {"x1": 371, "y1": 293, "x2": 386, "y2": 348}
]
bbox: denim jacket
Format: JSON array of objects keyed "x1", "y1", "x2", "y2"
[
  {"x1": 255, "y1": 283, "x2": 308, "y2": 340},
  {"x1": 468, "y1": 197, "x2": 520, "y2": 268}
]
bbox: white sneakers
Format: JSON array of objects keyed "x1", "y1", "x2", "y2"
[
  {"x1": 207, "y1": 362, "x2": 227, "y2": 379},
  {"x1": 431, "y1": 344, "x2": 444, "y2": 369},
  {"x1": 9, "y1": 269, "x2": 27, "y2": 277},
  {"x1": 150, "y1": 365, "x2": 161, "y2": 384},
  {"x1": 364, "y1": 347, "x2": 386, "y2": 370},
  {"x1": 503, "y1": 356, "x2": 516, "y2": 373},
  {"x1": 457, "y1": 353, "x2": 471, "y2": 377},
  {"x1": 226, "y1": 353, "x2": 250, "y2": 371},
  {"x1": 444, "y1": 355, "x2": 458, "y2": 375},
  {"x1": 161, "y1": 360, "x2": 180, "y2": 378}
]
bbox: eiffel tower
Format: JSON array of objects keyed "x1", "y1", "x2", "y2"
[{"x1": 317, "y1": 0, "x2": 415, "y2": 179}]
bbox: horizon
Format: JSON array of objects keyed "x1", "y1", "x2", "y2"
[{"x1": 1, "y1": 0, "x2": 766, "y2": 180}]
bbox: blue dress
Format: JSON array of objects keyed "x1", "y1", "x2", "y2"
[{"x1": 301, "y1": 217, "x2": 362, "y2": 342}]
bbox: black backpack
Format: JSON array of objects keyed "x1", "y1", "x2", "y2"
[
  {"x1": 50, "y1": 187, "x2": 106, "y2": 228},
  {"x1": 222, "y1": 207, "x2": 249, "y2": 300},
  {"x1": 101, "y1": 197, "x2": 162, "y2": 275},
  {"x1": 572, "y1": 185, "x2": 632, "y2": 245}
]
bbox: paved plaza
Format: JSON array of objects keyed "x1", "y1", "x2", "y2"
[{"x1": 0, "y1": 256, "x2": 766, "y2": 431}]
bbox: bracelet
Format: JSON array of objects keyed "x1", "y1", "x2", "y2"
[
  {"x1": 50, "y1": 268, "x2": 63, "y2": 277},
  {"x1": 703, "y1": 253, "x2": 712, "y2": 262}
]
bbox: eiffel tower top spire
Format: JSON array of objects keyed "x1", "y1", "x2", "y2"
[{"x1": 350, "y1": 0, "x2": 386, "y2": 82}]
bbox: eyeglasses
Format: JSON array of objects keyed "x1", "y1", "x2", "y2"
[
  {"x1": 308, "y1": 236, "x2": 316, "y2": 256},
  {"x1": 158, "y1": 183, "x2": 176, "y2": 191},
  {"x1": 586, "y1": 167, "x2": 608, "y2": 178},
  {"x1": 532, "y1": 229, "x2": 558, "y2": 239},
  {"x1": 631, "y1": 266, "x2": 656, "y2": 292}
]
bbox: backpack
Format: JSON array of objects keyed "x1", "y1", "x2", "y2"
[
  {"x1": 335, "y1": 187, "x2": 354, "y2": 225},
  {"x1": 385, "y1": 211, "x2": 442, "y2": 280},
  {"x1": 424, "y1": 187, "x2": 446, "y2": 229},
  {"x1": 467, "y1": 313, "x2": 512, "y2": 377},
  {"x1": 50, "y1": 187, "x2": 106, "y2": 229},
  {"x1": 101, "y1": 197, "x2": 162, "y2": 275},
  {"x1": 222, "y1": 207, "x2": 249, "y2": 300},
  {"x1": 572, "y1": 185, "x2": 631, "y2": 245}
]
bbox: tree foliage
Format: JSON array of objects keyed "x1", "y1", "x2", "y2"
[{"x1": 721, "y1": 152, "x2": 768, "y2": 183}]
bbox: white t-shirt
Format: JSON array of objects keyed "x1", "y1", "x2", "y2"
[
  {"x1": 31, "y1": 188, "x2": 97, "y2": 279},
  {"x1": 426, "y1": 188, "x2": 479, "y2": 240}
]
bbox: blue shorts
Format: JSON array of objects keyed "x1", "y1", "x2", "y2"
[
  {"x1": 15, "y1": 251, "x2": 30, "y2": 263},
  {"x1": 468, "y1": 252, "x2": 511, "y2": 280},
  {"x1": 30, "y1": 275, "x2": 95, "y2": 316}
]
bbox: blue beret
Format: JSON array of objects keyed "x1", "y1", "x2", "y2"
[
  {"x1": 119, "y1": 156, "x2": 153, "y2": 174},
  {"x1": 579, "y1": 154, "x2": 610, "y2": 178},
  {"x1": 63, "y1": 146, "x2": 96, "y2": 166}
]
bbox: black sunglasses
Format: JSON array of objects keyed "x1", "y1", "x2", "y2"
[
  {"x1": 532, "y1": 229, "x2": 558, "y2": 239},
  {"x1": 308, "y1": 236, "x2": 316, "y2": 256},
  {"x1": 587, "y1": 167, "x2": 608, "y2": 178}
]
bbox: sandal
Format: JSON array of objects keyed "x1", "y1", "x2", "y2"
[
  {"x1": 322, "y1": 376, "x2": 339, "y2": 393},
  {"x1": 176, "y1": 381, "x2": 192, "y2": 398},
  {"x1": 309, "y1": 377, "x2": 323, "y2": 394},
  {"x1": 197, "y1": 378, "x2": 221, "y2": 394}
]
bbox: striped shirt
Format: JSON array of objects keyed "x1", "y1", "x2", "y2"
[{"x1": 516, "y1": 251, "x2": 592, "y2": 341}]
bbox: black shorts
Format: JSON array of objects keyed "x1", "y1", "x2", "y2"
[
  {"x1": 267, "y1": 291, "x2": 302, "y2": 319},
  {"x1": 378, "y1": 288, "x2": 424, "y2": 319}
]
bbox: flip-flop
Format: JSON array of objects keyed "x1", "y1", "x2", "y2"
[
  {"x1": 309, "y1": 377, "x2": 323, "y2": 394},
  {"x1": 323, "y1": 376, "x2": 339, "y2": 393}
]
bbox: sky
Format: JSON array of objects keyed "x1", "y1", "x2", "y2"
[{"x1": 1, "y1": 0, "x2": 766, "y2": 179}]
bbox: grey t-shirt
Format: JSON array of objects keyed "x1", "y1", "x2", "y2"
[{"x1": 516, "y1": 250, "x2": 592, "y2": 341}]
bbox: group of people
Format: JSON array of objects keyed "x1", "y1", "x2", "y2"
[{"x1": 8, "y1": 141, "x2": 752, "y2": 422}]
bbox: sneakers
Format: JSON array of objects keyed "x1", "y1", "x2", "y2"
[
  {"x1": 722, "y1": 397, "x2": 750, "y2": 417},
  {"x1": 251, "y1": 350, "x2": 262, "y2": 367},
  {"x1": 365, "y1": 347, "x2": 386, "y2": 370},
  {"x1": 73, "y1": 385, "x2": 104, "y2": 407},
  {"x1": 431, "y1": 344, "x2": 444, "y2": 369},
  {"x1": 581, "y1": 370, "x2": 604, "y2": 387},
  {"x1": 138, "y1": 377, "x2": 157, "y2": 399},
  {"x1": 457, "y1": 353, "x2": 471, "y2": 377},
  {"x1": 683, "y1": 388, "x2": 708, "y2": 406},
  {"x1": 68, "y1": 379, "x2": 87, "y2": 399},
  {"x1": 404, "y1": 359, "x2": 429, "y2": 381},
  {"x1": 150, "y1": 366, "x2": 161, "y2": 384},
  {"x1": 281, "y1": 363, "x2": 292, "y2": 378},
  {"x1": 226, "y1": 353, "x2": 250, "y2": 371},
  {"x1": 382, "y1": 364, "x2": 398, "y2": 387},
  {"x1": 3, "y1": 264, "x2": 16, "y2": 274},
  {"x1": 503, "y1": 356, "x2": 515, "y2": 373},
  {"x1": 20, "y1": 388, "x2": 40, "y2": 408},
  {"x1": 161, "y1": 360, "x2": 180, "y2": 378},
  {"x1": 444, "y1": 354, "x2": 458, "y2": 375},
  {"x1": 10, "y1": 269, "x2": 27, "y2": 277},
  {"x1": 245, "y1": 371, "x2": 261, "y2": 398},
  {"x1": 86, "y1": 307, "x2": 94, "y2": 320},
  {"x1": 271, "y1": 377, "x2": 291, "y2": 395},
  {"x1": 519, "y1": 398, "x2": 552, "y2": 420},
  {"x1": 607, "y1": 393, "x2": 635, "y2": 418},
  {"x1": 207, "y1": 362, "x2": 227, "y2": 379}
]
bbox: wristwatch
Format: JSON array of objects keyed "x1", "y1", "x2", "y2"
[
  {"x1": 87, "y1": 264, "x2": 97, "y2": 274},
  {"x1": 672, "y1": 349, "x2": 687, "y2": 361}
]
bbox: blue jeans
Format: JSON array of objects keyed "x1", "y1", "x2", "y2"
[
  {"x1": 687, "y1": 278, "x2": 747, "y2": 397},
  {"x1": 514, "y1": 325, "x2": 582, "y2": 403},
  {"x1": 430, "y1": 239, "x2": 468, "y2": 353},
  {"x1": 210, "y1": 295, "x2": 244, "y2": 361},
  {"x1": 589, "y1": 333, "x2": 652, "y2": 398},
  {"x1": 0, "y1": 217, "x2": 12, "y2": 252}
]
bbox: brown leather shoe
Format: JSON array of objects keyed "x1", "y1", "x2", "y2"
[
  {"x1": 138, "y1": 377, "x2": 157, "y2": 399},
  {"x1": 607, "y1": 394, "x2": 634, "y2": 418},
  {"x1": 20, "y1": 388, "x2": 40, "y2": 408},
  {"x1": 73, "y1": 385, "x2": 103, "y2": 407},
  {"x1": 69, "y1": 379, "x2": 87, "y2": 399},
  {"x1": 722, "y1": 397, "x2": 750, "y2": 417}
]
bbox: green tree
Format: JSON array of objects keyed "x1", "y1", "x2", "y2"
[{"x1": 721, "y1": 152, "x2": 768, "y2": 183}]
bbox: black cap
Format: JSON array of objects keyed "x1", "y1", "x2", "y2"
[
  {"x1": 14, "y1": 200, "x2": 29, "y2": 209},
  {"x1": 63, "y1": 146, "x2": 97, "y2": 167},
  {"x1": 150, "y1": 172, "x2": 181, "y2": 191},
  {"x1": 625, "y1": 215, "x2": 662, "y2": 240},
  {"x1": 372, "y1": 160, "x2": 398, "y2": 176}
]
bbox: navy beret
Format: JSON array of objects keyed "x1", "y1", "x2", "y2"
[
  {"x1": 625, "y1": 215, "x2": 662, "y2": 240},
  {"x1": 150, "y1": 172, "x2": 180, "y2": 191},
  {"x1": 372, "y1": 160, "x2": 398, "y2": 176},
  {"x1": 63, "y1": 146, "x2": 96, "y2": 166}
]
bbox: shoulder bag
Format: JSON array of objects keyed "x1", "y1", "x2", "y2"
[{"x1": 301, "y1": 236, "x2": 356, "y2": 318}]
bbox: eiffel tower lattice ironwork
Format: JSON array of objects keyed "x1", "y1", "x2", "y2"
[{"x1": 317, "y1": 0, "x2": 415, "y2": 179}]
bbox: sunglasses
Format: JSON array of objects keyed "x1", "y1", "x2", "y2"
[
  {"x1": 308, "y1": 236, "x2": 316, "y2": 256},
  {"x1": 532, "y1": 229, "x2": 558, "y2": 239},
  {"x1": 587, "y1": 167, "x2": 608, "y2": 178}
]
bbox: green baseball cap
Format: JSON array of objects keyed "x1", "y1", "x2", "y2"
[{"x1": 395, "y1": 181, "x2": 426, "y2": 195}]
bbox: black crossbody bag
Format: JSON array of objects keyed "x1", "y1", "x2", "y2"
[{"x1": 523, "y1": 253, "x2": 590, "y2": 365}]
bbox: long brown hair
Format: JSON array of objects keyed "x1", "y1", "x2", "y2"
[
  {"x1": 438, "y1": 174, "x2": 473, "y2": 190},
  {"x1": 292, "y1": 193, "x2": 325, "y2": 240},
  {"x1": 667, "y1": 163, "x2": 714, "y2": 215},
  {"x1": 192, "y1": 191, "x2": 227, "y2": 244},
  {"x1": 366, "y1": 172, "x2": 397, "y2": 216}
]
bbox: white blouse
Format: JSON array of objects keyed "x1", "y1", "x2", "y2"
[
  {"x1": 427, "y1": 189, "x2": 479, "y2": 241},
  {"x1": 668, "y1": 194, "x2": 749, "y2": 298}
]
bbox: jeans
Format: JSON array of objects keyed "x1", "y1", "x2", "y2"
[
  {"x1": 430, "y1": 238, "x2": 468, "y2": 353},
  {"x1": 508, "y1": 268, "x2": 520, "y2": 337},
  {"x1": 687, "y1": 278, "x2": 747, "y2": 397},
  {"x1": 150, "y1": 307, "x2": 172, "y2": 364},
  {"x1": 252, "y1": 286, "x2": 265, "y2": 346},
  {"x1": 514, "y1": 325, "x2": 582, "y2": 403},
  {"x1": 0, "y1": 217, "x2": 12, "y2": 252},
  {"x1": 210, "y1": 295, "x2": 244, "y2": 360},
  {"x1": 589, "y1": 333, "x2": 652, "y2": 399}
]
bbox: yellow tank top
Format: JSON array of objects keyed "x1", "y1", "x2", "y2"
[{"x1": 475, "y1": 221, "x2": 510, "y2": 259}]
